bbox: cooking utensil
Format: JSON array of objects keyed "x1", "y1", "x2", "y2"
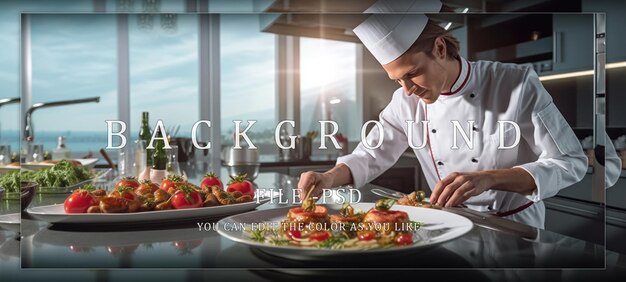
[
  {"x1": 371, "y1": 187, "x2": 538, "y2": 240},
  {"x1": 100, "y1": 148, "x2": 116, "y2": 170}
]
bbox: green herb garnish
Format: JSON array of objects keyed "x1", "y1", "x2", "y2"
[
  {"x1": 316, "y1": 236, "x2": 346, "y2": 249},
  {"x1": 250, "y1": 229, "x2": 265, "y2": 242}
]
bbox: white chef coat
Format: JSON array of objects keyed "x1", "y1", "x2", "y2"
[{"x1": 337, "y1": 57, "x2": 588, "y2": 229}]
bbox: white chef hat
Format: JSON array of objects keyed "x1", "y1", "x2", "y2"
[{"x1": 354, "y1": 0, "x2": 442, "y2": 65}]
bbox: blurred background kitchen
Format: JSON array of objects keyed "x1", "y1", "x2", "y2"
[{"x1": 0, "y1": 0, "x2": 625, "y2": 252}]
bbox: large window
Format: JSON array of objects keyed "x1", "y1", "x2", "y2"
[
  {"x1": 1, "y1": 0, "x2": 94, "y2": 160},
  {"x1": 300, "y1": 37, "x2": 359, "y2": 145},
  {"x1": 220, "y1": 14, "x2": 276, "y2": 149},
  {"x1": 30, "y1": 14, "x2": 117, "y2": 158},
  {"x1": 128, "y1": 14, "x2": 198, "y2": 141}
]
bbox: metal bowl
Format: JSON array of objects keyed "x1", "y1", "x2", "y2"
[
  {"x1": 226, "y1": 163, "x2": 260, "y2": 181},
  {"x1": 21, "y1": 181, "x2": 38, "y2": 211}
]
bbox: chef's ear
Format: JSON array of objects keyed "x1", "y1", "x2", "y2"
[{"x1": 433, "y1": 36, "x2": 447, "y2": 60}]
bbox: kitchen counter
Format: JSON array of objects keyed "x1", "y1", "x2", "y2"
[{"x1": 10, "y1": 161, "x2": 624, "y2": 280}]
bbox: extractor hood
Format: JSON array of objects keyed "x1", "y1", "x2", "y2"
[{"x1": 259, "y1": 0, "x2": 469, "y2": 42}]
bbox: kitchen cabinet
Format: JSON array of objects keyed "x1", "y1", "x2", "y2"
[
  {"x1": 556, "y1": 171, "x2": 593, "y2": 201},
  {"x1": 467, "y1": 14, "x2": 553, "y2": 67},
  {"x1": 544, "y1": 196, "x2": 604, "y2": 245},
  {"x1": 607, "y1": 173, "x2": 626, "y2": 210},
  {"x1": 551, "y1": 14, "x2": 594, "y2": 73},
  {"x1": 583, "y1": 0, "x2": 626, "y2": 63},
  {"x1": 607, "y1": 207, "x2": 626, "y2": 254}
]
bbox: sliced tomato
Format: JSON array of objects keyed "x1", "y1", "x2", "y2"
[
  {"x1": 357, "y1": 231, "x2": 375, "y2": 241},
  {"x1": 309, "y1": 231, "x2": 331, "y2": 241},
  {"x1": 287, "y1": 229, "x2": 302, "y2": 239},
  {"x1": 362, "y1": 209, "x2": 409, "y2": 224},
  {"x1": 395, "y1": 233, "x2": 413, "y2": 246}
]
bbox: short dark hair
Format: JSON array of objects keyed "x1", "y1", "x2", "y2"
[{"x1": 406, "y1": 19, "x2": 460, "y2": 61}]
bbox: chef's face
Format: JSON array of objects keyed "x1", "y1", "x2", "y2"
[{"x1": 383, "y1": 37, "x2": 450, "y2": 104}]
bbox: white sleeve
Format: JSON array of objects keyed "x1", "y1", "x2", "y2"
[
  {"x1": 604, "y1": 132, "x2": 622, "y2": 189},
  {"x1": 336, "y1": 92, "x2": 409, "y2": 188},
  {"x1": 513, "y1": 69, "x2": 588, "y2": 202}
]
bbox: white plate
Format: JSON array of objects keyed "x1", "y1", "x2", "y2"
[
  {"x1": 22, "y1": 158, "x2": 98, "y2": 171},
  {"x1": 26, "y1": 196, "x2": 274, "y2": 225},
  {"x1": 216, "y1": 202, "x2": 473, "y2": 259},
  {"x1": 0, "y1": 213, "x2": 20, "y2": 233}
]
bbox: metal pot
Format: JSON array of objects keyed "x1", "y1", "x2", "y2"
[
  {"x1": 294, "y1": 136, "x2": 311, "y2": 160},
  {"x1": 222, "y1": 145, "x2": 260, "y2": 180},
  {"x1": 222, "y1": 145, "x2": 259, "y2": 166}
]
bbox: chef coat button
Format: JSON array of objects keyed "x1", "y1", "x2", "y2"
[
  {"x1": 470, "y1": 93, "x2": 476, "y2": 98},
  {"x1": 437, "y1": 161, "x2": 444, "y2": 166},
  {"x1": 471, "y1": 158, "x2": 478, "y2": 163},
  {"x1": 431, "y1": 129, "x2": 437, "y2": 133}
]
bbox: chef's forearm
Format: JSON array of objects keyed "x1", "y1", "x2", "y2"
[
  {"x1": 323, "y1": 163, "x2": 354, "y2": 187},
  {"x1": 487, "y1": 167, "x2": 537, "y2": 196}
]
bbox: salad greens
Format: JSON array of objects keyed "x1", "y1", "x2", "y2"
[
  {"x1": 0, "y1": 170, "x2": 20, "y2": 193},
  {"x1": 0, "y1": 160, "x2": 94, "y2": 193}
]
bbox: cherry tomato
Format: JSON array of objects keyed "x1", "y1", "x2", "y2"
[
  {"x1": 309, "y1": 231, "x2": 331, "y2": 241},
  {"x1": 64, "y1": 190, "x2": 96, "y2": 213},
  {"x1": 171, "y1": 186, "x2": 203, "y2": 209},
  {"x1": 112, "y1": 186, "x2": 137, "y2": 201},
  {"x1": 200, "y1": 172, "x2": 223, "y2": 190},
  {"x1": 114, "y1": 176, "x2": 140, "y2": 190},
  {"x1": 395, "y1": 233, "x2": 413, "y2": 246},
  {"x1": 358, "y1": 231, "x2": 375, "y2": 241},
  {"x1": 161, "y1": 174, "x2": 185, "y2": 191},
  {"x1": 287, "y1": 229, "x2": 302, "y2": 239},
  {"x1": 226, "y1": 174, "x2": 255, "y2": 197}
]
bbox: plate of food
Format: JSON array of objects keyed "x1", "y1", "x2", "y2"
[
  {"x1": 21, "y1": 158, "x2": 98, "y2": 171},
  {"x1": 216, "y1": 195, "x2": 473, "y2": 259},
  {"x1": 26, "y1": 176, "x2": 277, "y2": 225}
]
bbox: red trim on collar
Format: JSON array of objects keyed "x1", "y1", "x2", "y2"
[
  {"x1": 495, "y1": 201, "x2": 534, "y2": 217},
  {"x1": 440, "y1": 59, "x2": 471, "y2": 96}
]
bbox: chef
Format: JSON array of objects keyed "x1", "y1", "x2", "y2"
[{"x1": 297, "y1": 0, "x2": 587, "y2": 229}]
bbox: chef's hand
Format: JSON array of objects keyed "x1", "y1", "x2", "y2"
[
  {"x1": 430, "y1": 171, "x2": 494, "y2": 208},
  {"x1": 297, "y1": 164, "x2": 354, "y2": 200},
  {"x1": 297, "y1": 171, "x2": 334, "y2": 200}
]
